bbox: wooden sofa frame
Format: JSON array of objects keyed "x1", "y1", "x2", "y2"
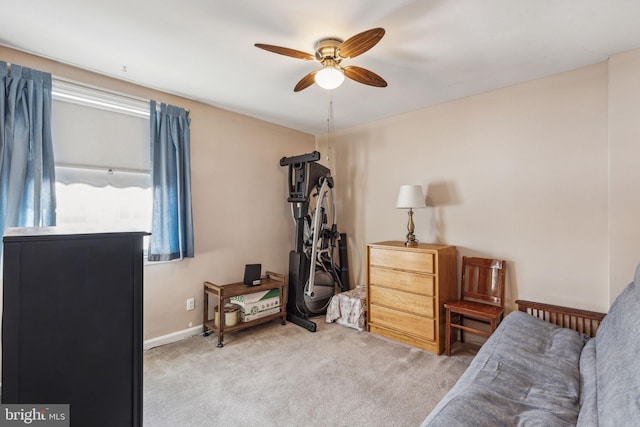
[{"x1": 516, "y1": 300, "x2": 607, "y2": 338}]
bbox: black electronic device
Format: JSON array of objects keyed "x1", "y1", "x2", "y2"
[{"x1": 243, "y1": 263, "x2": 262, "y2": 286}]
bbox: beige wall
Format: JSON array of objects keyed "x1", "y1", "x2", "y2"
[
  {"x1": 324, "y1": 61, "x2": 615, "y2": 313},
  {"x1": 608, "y1": 49, "x2": 640, "y2": 300},
  {"x1": 0, "y1": 47, "x2": 315, "y2": 341}
]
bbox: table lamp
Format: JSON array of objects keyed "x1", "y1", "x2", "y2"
[{"x1": 395, "y1": 185, "x2": 426, "y2": 247}]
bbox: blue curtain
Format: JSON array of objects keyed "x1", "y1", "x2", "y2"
[
  {"x1": 148, "y1": 100, "x2": 194, "y2": 261},
  {"x1": 0, "y1": 62, "x2": 56, "y2": 250}
]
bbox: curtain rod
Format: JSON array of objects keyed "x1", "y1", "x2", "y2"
[{"x1": 4, "y1": 62, "x2": 189, "y2": 113}]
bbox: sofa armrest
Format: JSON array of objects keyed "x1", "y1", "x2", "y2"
[{"x1": 515, "y1": 300, "x2": 606, "y2": 338}]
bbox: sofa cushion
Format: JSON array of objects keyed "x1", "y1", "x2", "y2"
[
  {"x1": 422, "y1": 310, "x2": 586, "y2": 426},
  {"x1": 576, "y1": 338, "x2": 597, "y2": 427},
  {"x1": 594, "y1": 264, "x2": 640, "y2": 425}
]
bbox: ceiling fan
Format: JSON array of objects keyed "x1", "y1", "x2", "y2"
[{"x1": 255, "y1": 27, "x2": 388, "y2": 92}]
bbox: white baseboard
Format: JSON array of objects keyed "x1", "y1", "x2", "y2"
[{"x1": 144, "y1": 324, "x2": 203, "y2": 350}]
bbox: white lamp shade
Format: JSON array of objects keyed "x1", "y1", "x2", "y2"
[
  {"x1": 395, "y1": 185, "x2": 425, "y2": 209},
  {"x1": 315, "y1": 66, "x2": 345, "y2": 90}
]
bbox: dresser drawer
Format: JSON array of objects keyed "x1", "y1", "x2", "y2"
[
  {"x1": 368, "y1": 267, "x2": 435, "y2": 296},
  {"x1": 369, "y1": 304, "x2": 435, "y2": 340},
  {"x1": 369, "y1": 248, "x2": 434, "y2": 273},
  {"x1": 369, "y1": 285, "x2": 434, "y2": 317}
]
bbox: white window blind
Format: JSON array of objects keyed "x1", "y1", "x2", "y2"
[
  {"x1": 50, "y1": 78, "x2": 152, "y2": 241},
  {"x1": 51, "y1": 78, "x2": 151, "y2": 188}
]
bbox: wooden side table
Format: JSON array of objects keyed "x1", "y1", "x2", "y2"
[{"x1": 203, "y1": 271, "x2": 287, "y2": 347}]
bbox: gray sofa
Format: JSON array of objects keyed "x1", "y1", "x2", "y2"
[{"x1": 421, "y1": 264, "x2": 640, "y2": 426}]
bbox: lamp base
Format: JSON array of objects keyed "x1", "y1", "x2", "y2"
[
  {"x1": 404, "y1": 208, "x2": 419, "y2": 247},
  {"x1": 405, "y1": 233, "x2": 419, "y2": 247}
]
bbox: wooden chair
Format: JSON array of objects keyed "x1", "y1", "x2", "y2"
[{"x1": 445, "y1": 256, "x2": 506, "y2": 356}]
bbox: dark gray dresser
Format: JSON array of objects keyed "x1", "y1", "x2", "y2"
[{"x1": 2, "y1": 227, "x2": 148, "y2": 427}]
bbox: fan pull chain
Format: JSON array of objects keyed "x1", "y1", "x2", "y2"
[{"x1": 326, "y1": 91, "x2": 335, "y2": 161}]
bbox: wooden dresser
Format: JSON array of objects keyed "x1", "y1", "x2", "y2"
[{"x1": 366, "y1": 241, "x2": 456, "y2": 355}]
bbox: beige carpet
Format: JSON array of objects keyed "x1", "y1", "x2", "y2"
[{"x1": 143, "y1": 317, "x2": 477, "y2": 427}]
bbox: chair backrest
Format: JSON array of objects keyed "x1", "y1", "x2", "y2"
[{"x1": 460, "y1": 256, "x2": 506, "y2": 307}]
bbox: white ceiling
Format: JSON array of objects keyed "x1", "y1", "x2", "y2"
[{"x1": 2, "y1": 1, "x2": 640, "y2": 135}]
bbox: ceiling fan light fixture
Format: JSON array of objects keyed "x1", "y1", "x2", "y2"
[
  {"x1": 256, "y1": 28, "x2": 387, "y2": 92},
  {"x1": 315, "y1": 65, "x2": 344, "y2": 90}
]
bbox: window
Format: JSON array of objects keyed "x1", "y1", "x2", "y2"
[
  {"x1": 55, "y1": 173, "x2": 151, "y2": 235},
  {"x1": 51, "y1": 79, "x2": 152, "y2": 247}
]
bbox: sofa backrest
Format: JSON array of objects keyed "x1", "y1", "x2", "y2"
[{"x1": 594, "y1": 263, "x2": 640, "y2": 424}]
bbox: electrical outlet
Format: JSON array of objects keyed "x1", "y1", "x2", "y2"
[{"x1": 186, "y1": 297, "x2": 195, "y2": 311}]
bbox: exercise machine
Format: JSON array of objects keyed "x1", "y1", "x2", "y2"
[{"x1": 280, "y1": 151, "x2": 349, "y2": 332}]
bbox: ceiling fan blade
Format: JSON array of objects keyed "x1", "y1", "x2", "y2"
[
  {"x1": 343, "y1": 66, "x2": 387, "y2": 88},
  {"x1": 338, "y1": 28, "x2": 385, "y2": 59},
  {"x1": 254, "y1": 43, "x2": 315, "y2": 61},
  {"x1": 294, "y1": 70, "x2": 319, "y2": 92}
]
